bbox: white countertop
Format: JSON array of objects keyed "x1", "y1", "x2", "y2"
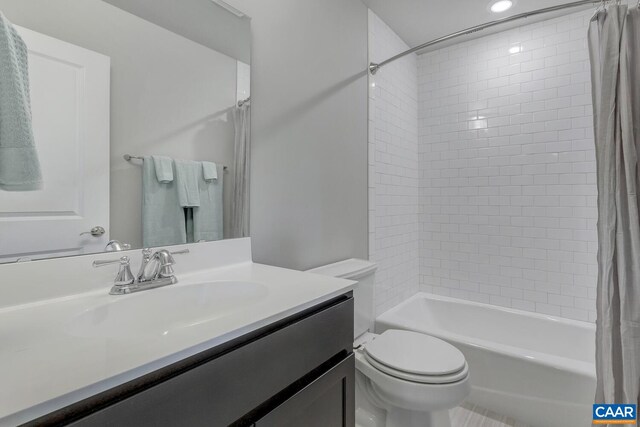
[{"x1": 0, "y1": 261, "x2": 355, "y2": 426}]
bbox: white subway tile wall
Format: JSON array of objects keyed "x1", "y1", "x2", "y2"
[
  {"x1": 369, "y1": 10, "x2": 420, "y2": 316},
  {"x1": 418, "y1": 10, "x2": 597, "y2": 322}
]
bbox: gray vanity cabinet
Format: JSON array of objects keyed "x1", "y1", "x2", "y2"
[
  {"x1": 255, "y1": 355, "x2": 354, "y2": 427},
  {"x1": 29, "y1": 294, "x2": 354, "y2": 427}
]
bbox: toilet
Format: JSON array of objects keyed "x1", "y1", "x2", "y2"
[{"x1": 308, "y1": 259, "x2": 470, "y2": 427}]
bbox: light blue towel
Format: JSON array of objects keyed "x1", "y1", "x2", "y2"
[
  {"x1": 202, "y1": 161, "x2": 218, "y2": 181},
  {"x1": 193, "y1": 164, "x2": 223, "y2": 242},
  {"x1": 0, "y1": 12, "x2": 42, "y2": 191},
  {"x1": 151, "y1": 155, "x2": 173, "y2": 183},
  {"x1": 142, "y1": 157, "x2": 186, "y2": 247},
  {"x1": 174, "y1": 159, "x2": 201, "y2": 207}
]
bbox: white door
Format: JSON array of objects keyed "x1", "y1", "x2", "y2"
[{"x1": 0, "y1": 26, "x2": 110, "y2": 263}]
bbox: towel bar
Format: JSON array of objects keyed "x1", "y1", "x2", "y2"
[{"x1": 123, "y1": 154, "x2": 228, "y2": 171}]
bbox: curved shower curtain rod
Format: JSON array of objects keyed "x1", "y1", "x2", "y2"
[{"x1": 369, "y1": 0, "x2": 602, "y2": 75}]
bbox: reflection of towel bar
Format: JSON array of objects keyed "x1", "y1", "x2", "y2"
[{"x1": 123, "y1": 154, "x2": 228, "y2": 171}]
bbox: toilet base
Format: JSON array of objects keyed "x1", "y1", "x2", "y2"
[
  {"x1": 386, "y1": 408, "x2": 451, "y2": 427},
  {"x1": 356, "y1": 369, "x2": 456, "y2": 427}
]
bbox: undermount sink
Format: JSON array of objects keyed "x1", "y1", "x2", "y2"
[{"x1": 65, "y1": 281, "x2": 269, "y2": 339}]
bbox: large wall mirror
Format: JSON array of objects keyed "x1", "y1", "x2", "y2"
[{"x1": 0, "y1": 0, "x2": 251, "y2": 263}]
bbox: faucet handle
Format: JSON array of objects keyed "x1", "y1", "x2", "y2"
[
  {"x1": 161, "y1": 249, "x2": 188, "y2": 278},
  {"x1": 93, "y1": 256, "x2": 126, "y2": 268},
  {"x1": 155, "y1": 250, "x2": 176, "y2": 273},
  {"x1": 93, "y1": 256, "x2": 135, "y2": 287},
  {"x1": 159, "y1": 264, "x2": 175, "y2": 278},
  {"x1": 154, "y1": 249, "x2": 180, "y2": 280},
  {"x1": 170, "y1": 249, "x2": 189, "y2": 256}
]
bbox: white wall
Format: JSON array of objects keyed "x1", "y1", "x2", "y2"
[
  {"x1": 368, "y1": 11, "x2": 420, "y2": 316},
  {"x1": 232, "y1": 0, "x2": 369, "y2": 270},
  {"x1": 103, "y1": 0, "x2": 251, "y2": 64},
  {"x1": 418, "y1": 10, "x2": 597, "y2": 321},
  {"x1": 4, "y1": 0, "x2": 370, "y2": 270},
  {"x1": 236, "y1": 61, "x2": 251, "y2": 103},
  {"x1": 0, "y1": 0, "x2": 239, "y2": 248}
]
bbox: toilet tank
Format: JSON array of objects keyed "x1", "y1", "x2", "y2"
[{"x1": 307, "y1": 259, "x2": 377, "y2": 339}]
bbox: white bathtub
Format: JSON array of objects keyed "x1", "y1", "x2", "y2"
[{"x1": 375, "y1": 293, "x2": 596, "y2": 427}]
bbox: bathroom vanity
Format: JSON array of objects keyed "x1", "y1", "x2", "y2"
[
  {"x1": 0, "y1": 239, "x2": 356, "y2": 426},
  {"x1": 0, "y1": 1, "x2": 359, "y2": 426},
  {"x1": 43, "y1": 295, "x2": 354, "y2": 427}
]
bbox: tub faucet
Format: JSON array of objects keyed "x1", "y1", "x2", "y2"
[{"x1": 93, "y1": 248, "x2": 189, "y2": 295}]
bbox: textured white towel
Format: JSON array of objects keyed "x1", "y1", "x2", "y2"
[
  {"x1": 0, "y1": 13, "x2": 42, "y2": 191},
  {"x1": 142, "y1": 157, "x2": 186, "y2": 247},
  {"x1": 174, "y1": 159, "x2": 201, "y2": 207},
  {"x1": 193, "y1": 170, "x2": 223, "y2": 242},
  {"x1": 151, "y1": 155, "x2": 173, "y2": 183},
  {"x1": 202, "y1": 161, "x2": 218, "y2": 181}
]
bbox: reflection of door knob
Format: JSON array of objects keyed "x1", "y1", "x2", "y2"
[{"x1": 80, "y1": 226, "x2": 106, "y2": 237}]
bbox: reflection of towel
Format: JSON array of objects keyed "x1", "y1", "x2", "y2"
[
  {"x1": 0, "y1": 13, "x2": 42, "y2": 191},
  {"x1": 202, "y1": 161, "x2": 218, "y2": 181},
  {"x1": 142, "y1": 157, "x2": 186, "y2": 247},
  {"x1": 174, "y1": 159, "x2": 200, "y2": 207},
  {"x1": 152, "y1": 155, "x2": 173, "y2": 183},
  {"x1": 193, "y1": 169, "x2": 223, "y2": 242}
]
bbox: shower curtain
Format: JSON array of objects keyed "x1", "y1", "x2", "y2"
[
  {"x1": 588, "y1": 4, "x2": 640, "y2": 415},
  {"x1": 231, "y1": 102, "x2": 251, "y2": 238}
]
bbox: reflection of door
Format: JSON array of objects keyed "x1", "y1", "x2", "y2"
[{"x1": 0, "y1": 26, "x2": 110, "y2": 262}]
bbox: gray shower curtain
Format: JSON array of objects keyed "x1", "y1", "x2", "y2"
[
  {"x1": 588, "y1": 4, "x2": 640, "y2": 414},
  {"x1": 231, "y1": 103, "x2": 251, "y2": 238}
]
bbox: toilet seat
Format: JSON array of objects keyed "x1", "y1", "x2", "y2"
[
  {"x1": 364, "y1": 352, "x2": 469, "y2": 384},
  {"x1": 363, "y1": 330, "x2": 468, "y2": 384}
]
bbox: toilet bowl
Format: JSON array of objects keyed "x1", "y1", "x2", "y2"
[
  {"x1": 307, "y1": 260, "x2": 470, "y2": 427},
  {"x1": 354, "y1": 330, "x2": 470, "y2": 427}
]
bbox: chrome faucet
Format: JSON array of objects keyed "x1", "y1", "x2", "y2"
[
  {"x1": 137, "y1": 248, "x2": 154, "y2": 282},
  {"x1": 93, "y1": 248, "x2": 189, "y2": 295},
  {"x1": 139, "y1": 249, "x2": 176, "y2": 282},
  {"x1": 104, "y1": 240, "x2": 131, "y2": 252}
]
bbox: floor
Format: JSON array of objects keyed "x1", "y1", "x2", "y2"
[{"x1": 450, "y1": 402, "x2": 529, "y2": 427}]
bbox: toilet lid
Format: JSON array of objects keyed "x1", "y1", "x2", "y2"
[
  {"x1": 364, "y1": 330, "x2": 466, "y2": 378},
  {"x1": 364, "y1": 352, "x2": 469, "y2": 384}
]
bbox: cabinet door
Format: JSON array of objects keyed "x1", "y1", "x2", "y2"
[{"x1": 256, "y1": 355, "x2": 355, "y2": 427}]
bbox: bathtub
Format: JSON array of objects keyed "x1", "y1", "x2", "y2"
[{"x1": 375, "y1": 292, "x2": 596, "y2": 427}]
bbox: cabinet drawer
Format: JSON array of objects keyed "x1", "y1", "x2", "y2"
[
  {"x1": 255, "y1": 354, "x2": 355, "y2": 427},
  {"x1": 64, "y1": 296, "x2": 353, "y2": 427}
]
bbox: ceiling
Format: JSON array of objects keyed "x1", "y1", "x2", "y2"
[{"x1": 361, "y1": 0, "x2": 595, "y2": 53}]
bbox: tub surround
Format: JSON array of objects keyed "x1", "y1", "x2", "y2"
[
  {"x1": 368, "y1": 9, "x2": 598, "y2": 323},
  {"x1": 417, "y1": 9, "x2": 597, "y2": 321},
  {"x1": 368, "y1": 10, "x2": 420, "y2": 317},
  {"x1": 0, "y1": 238, "x2": 356, "y2": 426}
]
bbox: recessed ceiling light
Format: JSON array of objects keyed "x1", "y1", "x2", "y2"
[{"x1": 490, "y1": 0, "x2": 513, "y2": 13}]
